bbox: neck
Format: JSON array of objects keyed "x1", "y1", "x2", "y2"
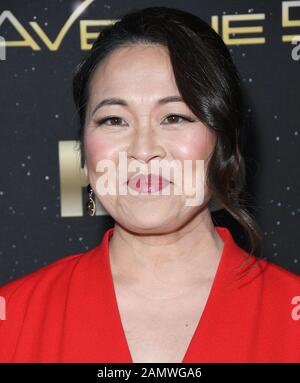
[{"x1": 109, "y1": 209, "x2": 224, "y2": 299}]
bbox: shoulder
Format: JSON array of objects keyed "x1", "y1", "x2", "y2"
[
  {"x1": 260, "y1": 258, "x2": 300, "y2": 311},
  {"x1": 219, "y1": 224, "x2": 300, "y2": 292},
  {"x1": 240, "y1": 252, "x2": 300, "y2": 292},
  {"x1": 241, "y1": 255, "x2": 300, "y2": 314},
  {"x1": 0, "y1": 245, "x2": 103, "y2": 361},
  {"x1": 257, "y1": 256, "x2": 300, "y2": 289},
  {"x1": 0, "y1": 247, "x2": 97, "y2": 303}
]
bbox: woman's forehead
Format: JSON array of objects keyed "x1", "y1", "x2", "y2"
[{"x1": 89, "y1": 44, "x2": 176, "y2": 96}]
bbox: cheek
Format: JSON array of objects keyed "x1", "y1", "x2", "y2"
[
  {"x1": 173, "y1": 127, "x2": 216, "y2": 195},
  {"x1": 174, "y1": 126, "x2": 216, "y2": 161},
  {"x1": 84, "y1": 132, "x2": 117, "y2": 172}
]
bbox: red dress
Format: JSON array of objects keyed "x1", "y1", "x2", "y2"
[{"x1": 0, "y1": 226, "x2": 299, "y2": 362}]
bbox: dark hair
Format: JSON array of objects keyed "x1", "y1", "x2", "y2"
[{"x1": 72, "y1": 6, "x2": 264, "y2": 263}]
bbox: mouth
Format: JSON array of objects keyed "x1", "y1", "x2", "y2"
[{"x1": 127, "y1": 173, "x2": 172, "y2": 193}]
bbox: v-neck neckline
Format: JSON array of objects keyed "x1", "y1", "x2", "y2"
[{"x1": 98, "y1": 225, "x2": 249, "y2": 363}]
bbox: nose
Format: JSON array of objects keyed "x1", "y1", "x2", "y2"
[{"x1": 127, "y1": 128, "x2": 166, "y2": 164}]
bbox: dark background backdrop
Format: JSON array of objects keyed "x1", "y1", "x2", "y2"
[{"x1": 0, "y1": 0, "x2": 299, "y2": 285}]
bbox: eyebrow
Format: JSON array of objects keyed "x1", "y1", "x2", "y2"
[{"x1": 91, "y1": 95, "x2": 184, "y2": 116}]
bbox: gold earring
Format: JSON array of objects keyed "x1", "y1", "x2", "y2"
[{"x1": 86, "y1": 184, "x2": 96, "y2": 216}]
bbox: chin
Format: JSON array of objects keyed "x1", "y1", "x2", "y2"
[{"x1": 120, "y1": 216, "x2": 173, "y2": 233}]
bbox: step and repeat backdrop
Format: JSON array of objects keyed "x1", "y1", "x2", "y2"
[{"x1": 0, "y1": 0, "x2": 299, "y2": 284}]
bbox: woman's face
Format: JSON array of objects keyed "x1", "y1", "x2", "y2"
[{"x1": 83, "y1": 44, "x2": 216, "y2": 233}]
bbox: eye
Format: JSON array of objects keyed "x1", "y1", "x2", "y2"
[
  {"x1": 162, "y1": 114, "x2": 195, "y2": 125},
  {"x1": 95, "y1": 116, "x2": 127, "y2": 127},
  {"x1": 95, "y1": 114, "x2": 196, "y2": 127}
]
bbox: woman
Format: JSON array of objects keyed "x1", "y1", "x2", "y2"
[{"x1": 0, "y1": 6, "x2": 299, "y2": 363}]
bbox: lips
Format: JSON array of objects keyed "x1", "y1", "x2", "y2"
[{"x1": 127, "y1": 173, "x2": 171, "y2": 193}]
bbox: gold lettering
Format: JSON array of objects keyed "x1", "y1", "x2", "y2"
[
  {"x1": 282, "y1": 0, "x2": 300, "y2": 42},
  {"x1": 223, "y1": 14, "x2": 265, "y2": 45},
  {"x1": 0, "y1": 11, "x2": 40, "y2": 50},
  {"x1": 211, "y1": 15, "x2": 219, "y2": 34},
  {"x1": 30, "y1": 0, "x2": 94, "y2": 50},
  {"x1": 58, "y1": 141, "x2": 107, "y2": 217},
  {"x1": 80, "y1": 19, "x2": 117, "y2": 50}
]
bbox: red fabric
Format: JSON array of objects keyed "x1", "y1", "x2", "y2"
[{"x1": 0, "y1": 226, "x2": 299, "y2": 362}]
